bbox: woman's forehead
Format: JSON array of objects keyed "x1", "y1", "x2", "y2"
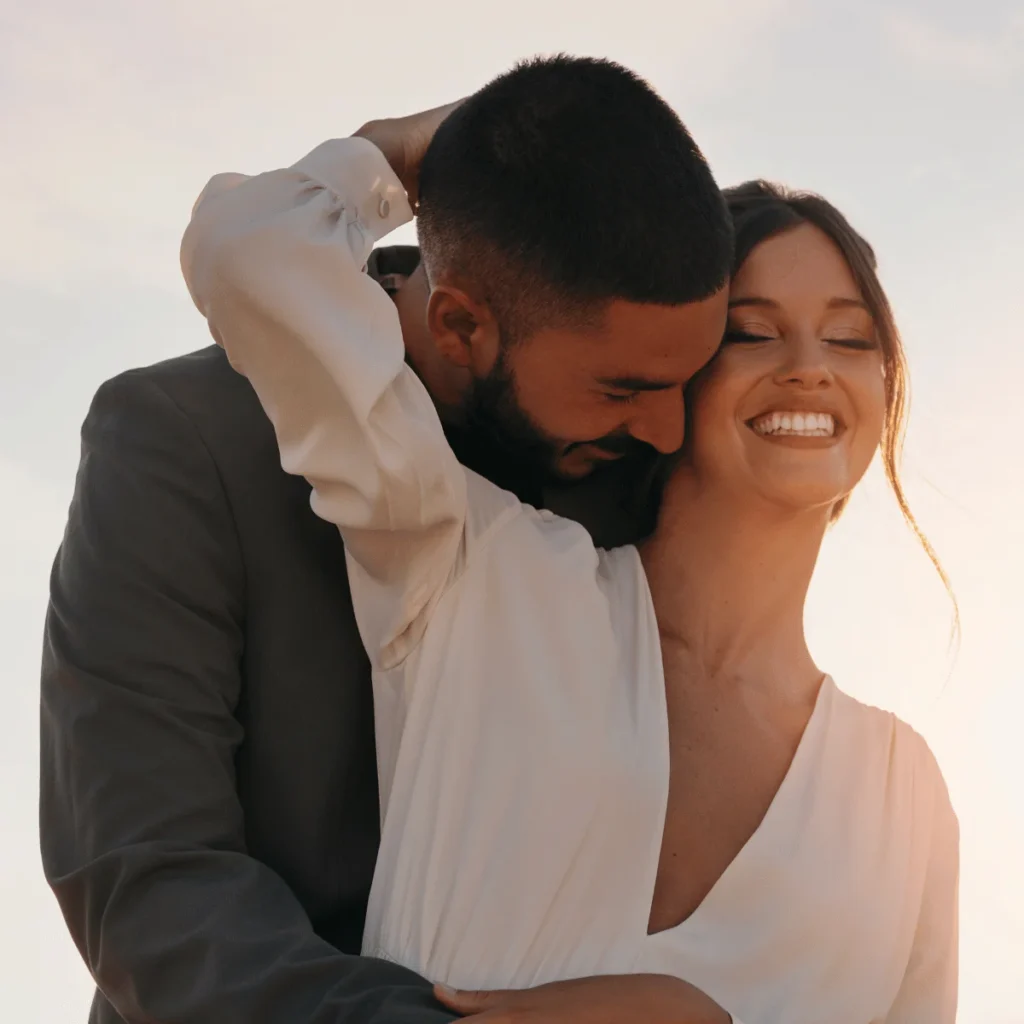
[{"x1": 732, "y1": 224, "x2": 862, "y2": 306}]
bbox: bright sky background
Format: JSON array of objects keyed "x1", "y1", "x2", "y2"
[{"x1": 2, "y1": 0, "x2": 1022, "y2": 1020}]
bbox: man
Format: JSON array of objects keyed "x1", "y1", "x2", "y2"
[{"x1": 40, "y1": 56, "x2": 732, "y2": 1023}]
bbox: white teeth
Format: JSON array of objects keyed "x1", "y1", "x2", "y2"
[{"x1": 751, "y1": 411, "x2": 836, "y2": 437}]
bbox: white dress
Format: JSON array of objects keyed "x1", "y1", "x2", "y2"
[{"x1": 182, "y1": 136, "x2": 960, "y2": 1024}]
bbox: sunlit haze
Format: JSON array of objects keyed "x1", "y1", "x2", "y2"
[{"x1": 2, "y1": 1, "x2": 1021, "y2": 1020}]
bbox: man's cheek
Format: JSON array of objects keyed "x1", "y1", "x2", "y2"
[{"x1": 559, "y1": 405, "x2": 621, "y2": 444}]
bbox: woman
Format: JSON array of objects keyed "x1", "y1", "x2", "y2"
[{"x1": 183, "y1": 146, "x2": 958, "y2": 1022}]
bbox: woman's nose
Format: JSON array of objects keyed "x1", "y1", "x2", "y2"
[{"x1": 773, "y1": 335, "x2": 833, "y2": 389}]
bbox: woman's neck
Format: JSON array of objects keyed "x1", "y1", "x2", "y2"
[{"x1": 639, "y1": 479, "x2": 829, "y2": 705}]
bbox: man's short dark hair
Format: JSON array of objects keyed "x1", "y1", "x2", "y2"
[{"x1": 417, "y1": 54, "x2": 733, "y2": 341}]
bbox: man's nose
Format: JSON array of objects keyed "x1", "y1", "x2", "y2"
[{"x1": 629, "y1": 390, "x2": 685, "y2": 454}]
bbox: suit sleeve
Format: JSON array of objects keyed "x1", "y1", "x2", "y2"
[{"x1": 39, "y1": 370, "x2": 455, "y2": 1023}]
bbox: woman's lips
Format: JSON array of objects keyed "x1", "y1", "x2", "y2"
[{"x1": 749, "y1": 410, "x2": 837, "y2": 438}]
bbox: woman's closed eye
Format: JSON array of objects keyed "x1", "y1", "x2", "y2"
[
  {"x1": 825, "y1": 335, "x2": 879, "y2": 351},
  {"x1": 724, "y1": 329, "x2": 879, "y2": 351}
]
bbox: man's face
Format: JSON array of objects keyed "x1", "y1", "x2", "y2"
[{"x1": 470, "y1": 292, "x2": 729, "y2": 481}]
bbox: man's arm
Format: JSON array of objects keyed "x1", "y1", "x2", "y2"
[
  {"x1": 182, "y1": 135, "x2": 467, "y2": 670},
  {"x1": 40, "y1": 370, "x2": 455, "y2": 1023}
]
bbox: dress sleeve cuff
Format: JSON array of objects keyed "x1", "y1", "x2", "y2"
[{"x1": 292, "y1": 136, "x2": 414, "y2": 244}]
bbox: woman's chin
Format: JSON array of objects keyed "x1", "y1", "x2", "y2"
[
  {"x1": 745, "y1": 472, "x2": 852, "y2": 515},
  {"x1": 676, "y1": 435, "x2": 868, "y2": 517},
  {"x1": 772, "y1": 488, "x2": 846, "y2": 516},
  {"x1": 735, "y1": 453, "x2": 854, "y2": 513},
  {"x1": 735, "y1": 439, "x2": 866, "y2": 511}
]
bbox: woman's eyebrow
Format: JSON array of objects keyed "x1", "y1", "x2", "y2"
[
  {"x1": 827, "y1": 297, "x2": 871, "y2": 313},
  {"x1": 727, "y1": 296, "x2": 870, "y2": 312}
]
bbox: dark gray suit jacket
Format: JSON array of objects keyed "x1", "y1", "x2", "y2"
[
  {"x1": 39, "y1": 249, "x2": 654, "y2": 1023},
  {"x1": 40, "y1": 337, "x2": 461, "y2": 1023}
]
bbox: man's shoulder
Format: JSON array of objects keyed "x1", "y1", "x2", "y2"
[
  {"x1": 102, "y1": 344, "x2": 266, "y2": 431},
  {"x1": 115, "y1": 343, "x2": 248, "y2": 400},
  {"x1": 93, "y1": 344, "x2": 283, "y2": 483}
]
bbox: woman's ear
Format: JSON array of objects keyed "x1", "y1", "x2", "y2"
[{"x1": 427, "y1": 284, "x2": 501, "y2": 375}]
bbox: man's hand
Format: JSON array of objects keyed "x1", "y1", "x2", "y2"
[
  {"x1": 433, "y1": 974, "x2": 732, "y2": 1023},
  {"x1": 354, "y1": 100, "x2": 464, "y2": 205}
]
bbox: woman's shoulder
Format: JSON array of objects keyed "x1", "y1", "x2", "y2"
[
  {"x1": 460, "y1": 468, "x2": 609, "y2": 570},
  {"x1": 458, "y1": 471, "x2": 650, "y2": 619},
  {"x1": 827, "y1": 681, "x2": 956, "y2": 820}
]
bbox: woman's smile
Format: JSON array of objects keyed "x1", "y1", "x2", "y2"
[{"x1": 748, "y1": 409, "x2": 841, "y2": 443}]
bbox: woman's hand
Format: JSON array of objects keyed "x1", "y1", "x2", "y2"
[
  {"x1": 353, "y1": 100, "x2": 464, "y2": 206},
  {"x1": 434, "y1": 974, "x2": 732, "y2": 1023}
]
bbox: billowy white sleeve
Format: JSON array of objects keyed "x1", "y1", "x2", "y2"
[
  {"x1": 181, "y1": 137, "x2": 466, "y2": 670},
  {"x1": 886, "y1": 761, "x2": 960, "y2": 1023}
]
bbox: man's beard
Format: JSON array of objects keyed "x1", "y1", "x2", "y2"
[
  {"x1": 463, "y1": 349, "x2": 561, "y2": 481},
  {"x1": 462, "y1": 347, "x2": 652, "y2": 486}
]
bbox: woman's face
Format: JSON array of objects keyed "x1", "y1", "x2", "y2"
[{"x1": 683, "y1": 222, "x2": 886, "y2": 514}]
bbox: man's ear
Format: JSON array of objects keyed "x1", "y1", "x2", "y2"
[{"x1": 427, "y1": 284, "x2": 501, "y2": 375}]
